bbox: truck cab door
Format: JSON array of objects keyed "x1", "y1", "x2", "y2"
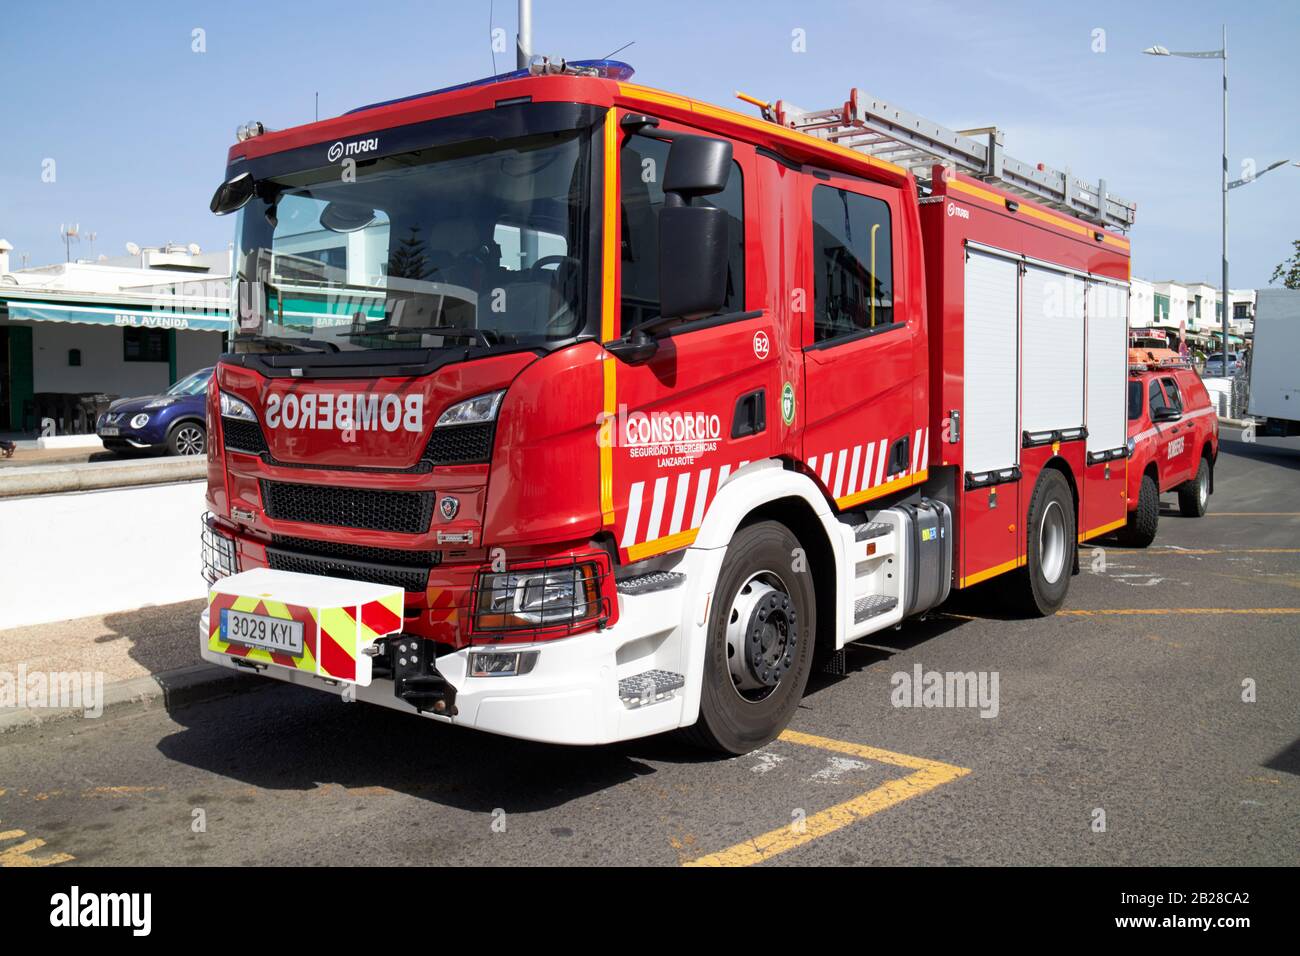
[
  {"x1": 799, "y1": 176, "x2": 922, "y2": 509},
  {"x1": 604, "y1": 117, "x2": 774, "y2": 562},
  {"x1": 1157, "y1": 375, "x2": 1193, "y2": 484},
  {"x1": 1148, "y1": 378, "x2": 1183, "y2": 488}
]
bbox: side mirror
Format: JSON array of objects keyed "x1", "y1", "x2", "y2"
[
  {"x1": 210, "y1": 172, "x2": 256, "y2": 216},
  {"x1": 658, "y1": 134, "x2": 733, "y2": 322},
  {"x1": 663, "y1": 135, "x2": 733, "y2": 197},
  {"x1": 658, "y1": 205, "x2": 729, "y2": 322},
  {"x1": 1153, "y1": 405, "x2": 1180, "y2": 423}
]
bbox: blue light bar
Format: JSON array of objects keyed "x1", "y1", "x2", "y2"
[{"x1": 345, "y1": 60, "x2": 635, "y2": 116}]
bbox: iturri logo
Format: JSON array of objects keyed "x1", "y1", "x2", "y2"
[{"x1": 327, "y1": 137, "x2": 379, "y2": 162}]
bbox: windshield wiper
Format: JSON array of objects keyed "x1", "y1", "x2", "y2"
[
  {"x1": 232, "y1": 335, "x2": 339, "y2": 354},
  {"x1": 368, "y1": 325, "x2": 498, "y2": 349}
]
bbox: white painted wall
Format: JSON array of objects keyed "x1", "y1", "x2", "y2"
[
  {"x1": 175, "y1": 330, "x2": 223, "y2": 379},
  {"x1": 1129, "y1": 277, "x2": 1154, "y2": 328},
  {"x1": 0, "y1": 481, "x2": 207, "y2": 629},
  {"x1": 21, "y1": 321, "x2": 222, "y2": 396},
  {"x1": 29, "y1": 322, "x2": 167, "y2": 395}
]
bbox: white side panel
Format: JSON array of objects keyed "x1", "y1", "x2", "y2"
[
  {"x1": 963, "y1": 249, "x2": 1020, "y2": 473},
  {"x1": 1022, "y1": 267, "x2": 1085, "y2": 432},
  {"x1": 1086, "y1": 280, "x2": 1128, "y2": 453},
  {"x1": 1248, "y1": 288, "x2": 1300, "y2": 421}
]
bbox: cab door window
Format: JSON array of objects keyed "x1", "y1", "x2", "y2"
[
  {"x1": 619, "y1": 132, "x2": 745, "y2": 333},
  {"x1": 1159, "y1": 377, "x2": 1184, "y2": 415},
  {"x1": 811, "y1": 185, "x2": 895, "y2": 343},
  {"x1": 1148, "y1": 380, "x2": 1169, "y2": 419}
]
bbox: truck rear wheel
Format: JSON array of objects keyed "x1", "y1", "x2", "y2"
[
  {"x1": 1121, "y1": 473, "x2": 1159, "y2": 547},
  {"x1": 1177, "y1": 458, "x2": 1209, "y2": 518},
  {"x1": 681, "y1": 520, "x2": 816, "y2": 755},
  {"x1": 1013, "y1": 468, "x2": 1075, "y2": 617}
]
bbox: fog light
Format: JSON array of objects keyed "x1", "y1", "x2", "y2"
[
  {"x1": 130, "y1": 413, "x2": 149, "y2": 429},
  {"x1": 469, "y1": 650, "x2": 539, "y2": 678},
  {"x1": 201, "y1": 514, "x2": 238, "y2": 584}
]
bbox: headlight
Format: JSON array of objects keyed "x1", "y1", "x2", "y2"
[
  {"x1": 145, "y1": 397, "x2": 176, "y2": 409},
  {"x1": 1126, "y1": 437, "x2": 1136, "y2": 457},
  {"x1": 437, "y1": 390, "x2": 504, "y2": 427},
  {"x1": 130, "y1": 413, "x2": 150, "y2": 429},
  {"x1": 474, "y1": 561, "x2": 602, "y2": 630},
  {"x1": 220, "y1": 391, "x2": 257, "y2": 422}
]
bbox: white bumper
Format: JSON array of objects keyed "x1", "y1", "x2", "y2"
[{"x1": 198, "y1": 548, "x2": 723, "y2": 745}]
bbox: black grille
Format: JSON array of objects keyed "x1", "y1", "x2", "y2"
[
  {"x1": 222, "y1": 417, "x2": 268, "y2": 454},
  {"x1": 270, "y1": 535, "x2": 440, "y2": 568},
  {"x1": 266, "y1": 547, "x2": 430, "y2": 593},
  {"x1": 260, "y1": 480, "x2": 434, "y2": 534},
  {"x1": 423, "y1": 423, "x2": 494, "y2": 465}
]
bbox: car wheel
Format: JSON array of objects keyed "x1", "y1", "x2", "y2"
[
  {"x1": 1178, "y1": 457, "x2": 1210, "y2": 518},
  {"x1": 1121, "y1": 474, "x2": 1160, "y2": 547},
  {"x1": 679, "y1": 520, "x2": 816, "y2": 755},
  {"x1": 1008, "y1": 468, "x2": 1076, "y2": 617},
  {"x1": 168, "y1": 422, "x2": 206, "y2": 456}
]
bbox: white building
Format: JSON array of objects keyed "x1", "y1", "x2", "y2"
[
  {"x1": 1129, "y1": 277, "x2": 1155, "y2": 328},
  {"x1": 0, "y1": 241, "x2": 230, "y2": 434}
]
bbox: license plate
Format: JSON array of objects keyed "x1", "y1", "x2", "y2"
[
  {"x1": 100, "y1": 427, "x2": 120, "y2": 436},
  {"x1": 220, "y1": 608, "x2": 304, "y2": 657}
]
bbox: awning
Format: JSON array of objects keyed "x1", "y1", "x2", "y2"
[{"x1": 5, "y1": 301, "x2": 229, "y2": 332}]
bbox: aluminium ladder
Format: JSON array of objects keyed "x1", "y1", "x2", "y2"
[{"x1": 767, "y1": 88, "x2": 1136, "y2": 232}]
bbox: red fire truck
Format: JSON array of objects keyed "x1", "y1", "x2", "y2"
[{"x1": 200, "y1": 59, "x2": 1136, "y2": 753}]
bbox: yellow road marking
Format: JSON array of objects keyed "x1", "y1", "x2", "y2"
[
  {"x1": 683, "y1": 730, "x2": 970, "y2": 867},
  {"x1": 1205, "y1": 512, "x2": 1300, "y2": 517},
  {"x1": 0, "y1": 828, "x2": 73, "y2": 867},
  {"x1": 1143, "y1": 548, "x2": 1300, "y2": 555},
  {"x1": 1060, "y1": 607, "x2": 1300, "y2": 617}
]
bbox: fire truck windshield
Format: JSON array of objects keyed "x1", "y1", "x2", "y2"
[{"x1": 230, "y1": 128, "x2": 592, "y2": 353}]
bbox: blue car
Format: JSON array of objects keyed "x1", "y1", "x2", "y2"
[{"x1": 97, "y1": 367, "x2": 213, "y2": 456}]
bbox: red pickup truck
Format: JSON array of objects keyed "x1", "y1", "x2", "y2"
[{"x1": 1122, "y1": 350, "x2": 1219, "y2": 546}]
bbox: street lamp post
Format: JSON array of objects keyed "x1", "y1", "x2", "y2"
[
  {"x1": 1145, "y1": 28, "x2": 1298, "y2": 367},
  {"x1": 1144, "y1": 27, "x2": 1230, "y2": 367}
]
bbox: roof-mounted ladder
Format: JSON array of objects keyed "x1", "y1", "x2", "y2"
[{"x1": 769, "y1": 89, "x2": 1136, "y2": 232}]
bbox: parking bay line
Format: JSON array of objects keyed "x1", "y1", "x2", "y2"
[
  {"x1": 0, "y1": 828, "x2": 74, "y2": 867},
  {"x1": 683, "y1": 730, "x2": 971, "y2": 867},
  {"x1": 1058, "y1": 607, "x2": 1300, "y2": 617}
]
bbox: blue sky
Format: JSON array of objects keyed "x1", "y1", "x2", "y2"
[{"x1": 1, "y1": 0, "x2": 1297, "y2": 287}]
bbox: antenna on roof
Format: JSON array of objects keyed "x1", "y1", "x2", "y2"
[{"x1": 516, "y1": 0, "x2": 532, "y2": 70}]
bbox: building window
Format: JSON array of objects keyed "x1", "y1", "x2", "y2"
[
  {"x1": 812, "y1": 185, "x2": 895, "y2": 342},
  {"x1": 1154, "y1": 293, "x2": 1170, "y2": 323},
  {"x1": 123, "y1": 327, "x2": 170, "y2": 363},
  {"x1": 1233, "y1": 302, "x2": 1249, "y2": 320},
  {"x1": 619, "y1": 133, "x2": 745, "y2": 333}
]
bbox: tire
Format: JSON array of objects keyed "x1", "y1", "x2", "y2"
[
  {"x1": 1121, "y1": 474, "x2": 1160, "y2": 547},
  {"x1": 1178, "y1": 457, "x2": 1209, "y2": 518},
  {"x1": 1010, "y1": 469, "x2": 1076, "y2": 617},
  {"x1": 680, "y1": 520, "x2": 816, "y2": 755},
  {"x1": 168, "y1": 421, "x2": 206, "y2": 456}
]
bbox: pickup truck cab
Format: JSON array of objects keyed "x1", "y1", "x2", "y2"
[{"x1": 1122, "y1": 349, "x2": 1219, "y2": 546}]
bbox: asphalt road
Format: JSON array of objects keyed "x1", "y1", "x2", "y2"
[{"x1": 2, "y1": 427, "x2": 1296, "y2": 867}]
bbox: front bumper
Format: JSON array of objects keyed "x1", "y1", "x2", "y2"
[
  {"x1": 198, "y1": 556, "x2": 710, "y2": 746},
  {"x1": 98, "y1": 425, "x2": 164, "y2": 449}
]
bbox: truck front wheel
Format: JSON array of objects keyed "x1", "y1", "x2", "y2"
[
  {"x1": 682, "y1": 520, "x2": 816, "y2": 755},
  {"x1": 1121, "y1": 473, "x2": 1160, "y2": 547},
  {"x1": 1177, "y1": 458, "x2": 1210, "y2": 517},
  {"x1": 1013, "y1": 468, "x2": 1076, "y2": 617}
]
